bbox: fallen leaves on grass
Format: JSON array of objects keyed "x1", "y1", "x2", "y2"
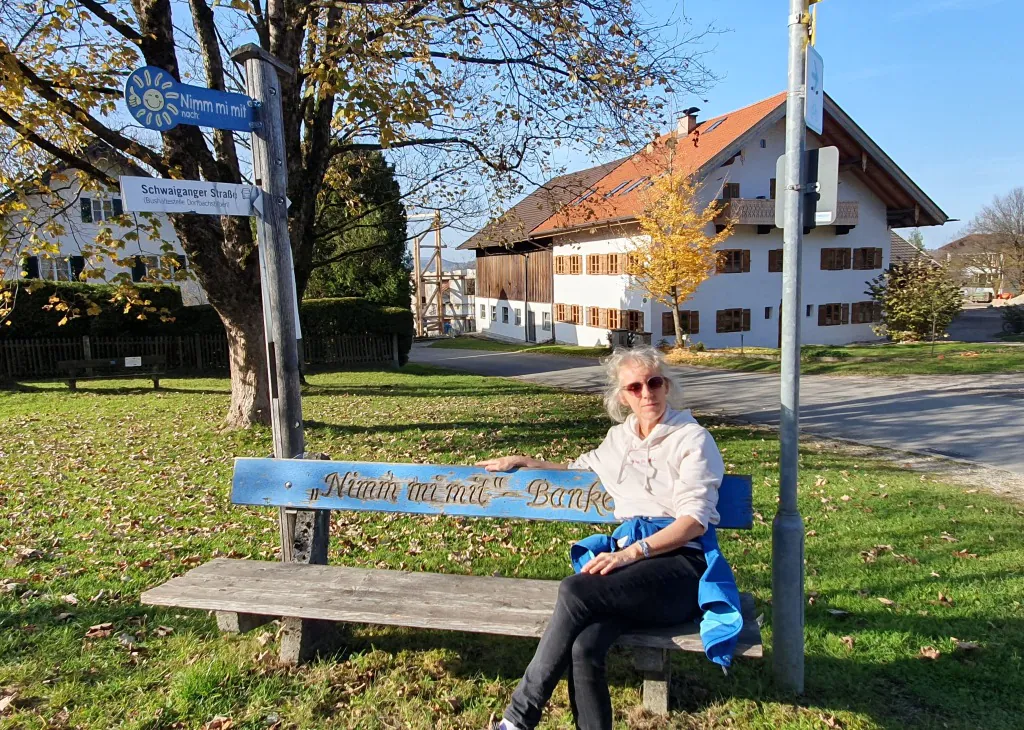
[
  {"x1": 919, "y1": 646, "x2": 941, "y2": 660},
  {"x1": 0, "y1": 692, "x2": 15, "y2": 714},
  {"x1": 877, "y1": 597, "x2": 896, "y2": 607},
  {"x1": 84, "y1": 623, "x2": 113, "y2": 639},
  {"x1": 841, "y1": 636, "x2": 855, "y2": 651},
  {"x1": 931, "y1": 592, "x2": 955, "y2": 607},
  {"x1": 953, "y1": 549, "x2": 979, "y2": 559},
  {"x1": 202, "y1": 718, "x2": 233, "y2": 730}
]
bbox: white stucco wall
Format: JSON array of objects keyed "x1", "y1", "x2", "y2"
[
  {"x1": 545, "y1": 118, "x2": 890, "y2": 349},
  {"x1": 476, "y1": 296, "x2": 553, "y2": 343},
  {"x1": 1, "y1": 165, "x2": 208, "y2": 305}
]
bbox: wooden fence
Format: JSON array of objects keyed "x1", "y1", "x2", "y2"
[{"x1": 0, "y1": 333, "x2": 399, "y2": 380}]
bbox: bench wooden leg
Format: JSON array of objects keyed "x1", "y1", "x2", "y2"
[
  {"x1": 152, "y1": 378, "x2": 160, "y2": 390},
  {"x1": 279, "y1": 617, "x2": 344, "y2": 665},
  {"x1": 633, "y1": 647, "x2": 671, "y2": 715},
  {"x1": 67, "y1": 379, "x2": 77, "y2": 390},
  {"x1": 215, "y1": 611, "x2": 274, "y2": 634}
]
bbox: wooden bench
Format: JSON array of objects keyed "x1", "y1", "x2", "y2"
[
  {"x1": 58, "y1": 355, "x2": 166, "y2": 390},
  {"x1": 141, "y1": 458, "x2": 762, "y2": 714}
]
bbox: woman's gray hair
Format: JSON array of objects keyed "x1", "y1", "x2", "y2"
[{"x1": 600, "y1": 344, "x2": 683, "y2": 422}]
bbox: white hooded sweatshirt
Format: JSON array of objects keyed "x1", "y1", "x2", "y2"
[{"x1": 570, "y1": 407, "x2": 725, "y2": 528}]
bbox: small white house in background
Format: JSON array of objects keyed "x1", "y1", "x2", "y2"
[
  {"x1": 0, "y1": 143, "x2": 208, "y2": 305},
  {"x1": 464, "y1": 92, "x2": 948, "y2": 348}
]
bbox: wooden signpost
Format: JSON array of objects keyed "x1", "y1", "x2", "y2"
[{"x1": 123, "y1": 49, "x2": 317, "y2": 566}]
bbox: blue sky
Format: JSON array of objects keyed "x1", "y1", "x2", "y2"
[{"x1": 445, "y1": 0, "x2": 1023, "y2": 259}]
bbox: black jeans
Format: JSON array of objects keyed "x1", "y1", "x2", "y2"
[{"x1": 503, "y1": 549, "x2": 705, "y2": 730}]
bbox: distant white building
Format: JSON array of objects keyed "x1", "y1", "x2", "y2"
[
  {"x1": 462, "y1": 93, "x2": 948, "y2": 348},
  {"x1": 1, "y1": 143, "x2": 208, "y2": 305}
]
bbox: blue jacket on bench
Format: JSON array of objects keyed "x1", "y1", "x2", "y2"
[{"x1": 570, "y1": 517, "x2": 744, "y2": 669}]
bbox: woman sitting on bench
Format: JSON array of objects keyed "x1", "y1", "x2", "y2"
[{"x1": 477, "y1": 345, "x2": 726, "y2": 730}]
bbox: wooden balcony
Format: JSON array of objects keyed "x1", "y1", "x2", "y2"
[{"x1": 715, "y1": 199, "x2": 859, "y2": 228}]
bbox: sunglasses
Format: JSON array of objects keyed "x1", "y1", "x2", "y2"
[{"x1": 622, "y1": 376, "x2": 666, "y2": 396}]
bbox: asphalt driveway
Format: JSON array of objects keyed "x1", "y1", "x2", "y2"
[{"x1": 411, "y1": 343, "x2": 1024, "y2": 474}]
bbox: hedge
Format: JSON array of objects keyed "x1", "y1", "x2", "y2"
[
  {"x1": 1, "y1": 282, "x2": 414, "y2": 365},
  {"x1": 0, "y1": 280, "x2": 185, "y2": 339},
  {"x1": 300, "y1": 297, "x2": 414, "y2": 365}
]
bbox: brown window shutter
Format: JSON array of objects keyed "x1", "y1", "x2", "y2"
[
  {"x1": 820, "y1": 249, "x2": 829, "y2": 270},
  {"x1": 873, "y1": 302, "x2": 882, "y2": 322},
  {"x1": 742, "y1": 309, "x2": 751, "y2": 331},
  {"x1": 690, "y1": 311, "x2": 699, "y2": 334},
  {"x1": 874, "y1": 248, "x2": 883, "y2": 268},
  {"x1": 843, "y1": 248, "x2": 852, "y2": 269},
  {"x1": 817, "y1": 306, "x2": 826, "y2": 326},
  {"x1": 638, "y1": 311, "x2": 644, "y2": 332},
  {"x1": 662, "y1": 312, "x2": 673, "y2": 336},
  {"x1": 851, "y1": 303, "x2": 861, "y2": 323},
  {"x1": 619, "y1": 253, "x2": 628, "y2": 273},
  {"x1": 717, "y1": 251, "x2": 727, "y2": 274},
  {"x1": 841, "y1": 303, "x2": 850, "y2": 325},
  {"x1": 742, "y1": 250, "x2": 751, "y2": 272},
  {"x1": 716, "y1": 310, "x2": 725, "y2": 333}
]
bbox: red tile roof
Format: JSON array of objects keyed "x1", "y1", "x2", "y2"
[
  {"x1": 531, "y1": 92, "x2": 787, "y2": 236},
  {"x1": 458, "y1": 159, "x2": 627, "y2": 250}
]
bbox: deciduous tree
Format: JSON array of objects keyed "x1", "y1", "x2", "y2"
[
  {"x1": 866, "y1": 258, "x2": 962, "y2": 342},
  {"x1": 0, "y1": 0, "x2": 715, "y2": 426},
  {"x1": 627, "y1": 157, "x2": 733, "y2": 346}
]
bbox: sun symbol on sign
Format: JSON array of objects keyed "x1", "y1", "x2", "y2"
[{"x1": 128, "y1": 69, "x2": 180, "y2": 130}]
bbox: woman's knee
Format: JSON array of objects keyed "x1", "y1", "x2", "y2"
[{"x1": 557, "y1": 571, "x2": 597, "y2": 609}]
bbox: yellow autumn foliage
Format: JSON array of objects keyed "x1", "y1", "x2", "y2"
[{"x1": 627, "y1": 167, "x2": 734, "y2": 345}]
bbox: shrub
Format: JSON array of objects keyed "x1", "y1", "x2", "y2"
[
  {"x1": 866, "y1": 259, "x2": 963, "y2": 342},
  {"x1": 0, "y1": 280, "x2": 184, "y2": 339},
  {"x1": 300, "y1": 297, "x2": 413, "y2": 364}
]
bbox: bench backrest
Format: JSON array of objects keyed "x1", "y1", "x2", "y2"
[
  {"x1": 232, "y1": 458, "x2": 753, "y2": 529},
  {"x1": 58, "y1": 355, "x2": 167, "y2": 369}
]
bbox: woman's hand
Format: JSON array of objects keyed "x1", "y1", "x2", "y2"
[
  {"x1": 476, "y1": 455, "x2": 528, "y2": 472},
  {"x1": 581, "y1": 547, "x2": 642, "y2": 575}
]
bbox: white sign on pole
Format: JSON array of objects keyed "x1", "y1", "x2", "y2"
[
  {"x1": 805, "y1": 46, "x2": 824, "y2": 134},
  {"x1": 124, "y1": 356, "x2": 142, "y2": 367},
  {"x1": 120, "y1": 176, "x2": 258, "y2": 216}
]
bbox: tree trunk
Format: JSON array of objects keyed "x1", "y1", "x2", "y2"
[
  {"x1": 671, "y1": 287, "x2": 684, "y2": 348},
  {"x1": 224, "y1": 305, "x2": 272, "y2": 427}
]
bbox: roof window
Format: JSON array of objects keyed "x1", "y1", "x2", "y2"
[
  {"x1": 619, "y1": 177, "x2": 650, "y2": 195},
  {"x1": 603, "y1": 180, "x2": 632, "y2": 198},
  {"x1": 703, "y1": 118, "x2": 727, "y2": 134}
]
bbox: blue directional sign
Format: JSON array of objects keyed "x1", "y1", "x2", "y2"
[{"x1": 124, "y1": 66, "x2": 255, "y2": 132}]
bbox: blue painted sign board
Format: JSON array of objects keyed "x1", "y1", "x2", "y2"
[
  {"x1": 231, "y1": 458, "x2": 754, "y2": 529},
  {"x1": 124, "y1": 66, "x2": 255, "y2": 132}
]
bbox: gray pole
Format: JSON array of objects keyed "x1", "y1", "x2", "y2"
[
  {"x1": 231, "y1": 44, "x2": 328, "y2": 566},
  {"x1": 774, "y1": 0, "x2": 809, "y2": 694}
]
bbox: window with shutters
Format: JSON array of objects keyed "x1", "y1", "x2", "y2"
[
  {"x1": 817, "y1": 302, "x2": 849, "y2": 326},
  {"x1": 587, "y1": 306, "x2": 601, "y2": 327},
  {"x1": 40, "y1": 257, "x2": 72, "y2": 281},
  {"x1": 554, "y1": 303, "x2": 565, "y2": 322},
  {"x1": 568, "y1": 255, "x2": 583, "y2": 275},
  {"x1": 625, "y1": 252, "x2": 641, "y2": 273},
  {"x1": 586, "y1": 254, "x2": 601, "y2": 274},
  {"x1": 716, "y1": 308, "x2": 750, "y2": 333},
  {"x1": 717, "y1": 249, "x2": 750, "y2": 274},
  {"x1": 130, "y1": 255, "x2": 160, "y2": 283},
  {"x1": 626, "y1": 310, "x2": 644, "y2": 332},
  {"x1": 606, "y1": 253, "x2": 621, "y2": 275},
  {"x1": 820, "y1": 248, "x2": 852, "y2": 271},
  {"x1": 768, "y1": 249, "x2": 784, "y2": 273},
  {"x1": 721, "y1": 182, "x2": 740, "y2": 200},
  {"x1": 852, "y1": 247, "x2": 884, "y2": 270},
  {"x1": 570, "y1": 304, "x2": 583, "y2": 324},
  {"x1": 851, "y1": 301, "x2": 882, "y2": 324},
  {"x1": 81, "y1": 196, "x2": 123, "y2": 223},
  {"x1": 607, "y1": 308, "x2": 621, "y2": 329},
  {"x1": 554, "y1": 256, "x2": 567, "y2": 275},
  {"x1": 661, "y1": 310, "x2": 699, "y2": 336}
]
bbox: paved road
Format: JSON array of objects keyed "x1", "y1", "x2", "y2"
[
  {"x1": 412, "y1": 344, "x2": 1024, "y2": 474},
  {"x1": 946, "y1": 304, "x2": 1008, "y2": 342}
]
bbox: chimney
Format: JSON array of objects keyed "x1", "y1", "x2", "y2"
[{"x1": 677, "y1": 106, "x2": 700, "y2": 136}]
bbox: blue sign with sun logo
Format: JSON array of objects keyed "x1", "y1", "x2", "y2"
[{"x1": 124, "y1": 66, "x2": 256, "y2": 132}]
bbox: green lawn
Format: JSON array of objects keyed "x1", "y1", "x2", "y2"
[
  {"x1": 666, "y1": 342, "x2": 1024, "y2": 376},
  {"x1": 429, "y1": 336, "x2": 610, "y2": 358},
  {"x1": 2, "y1": 367, "x2": 1023, "y2": 729}
]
